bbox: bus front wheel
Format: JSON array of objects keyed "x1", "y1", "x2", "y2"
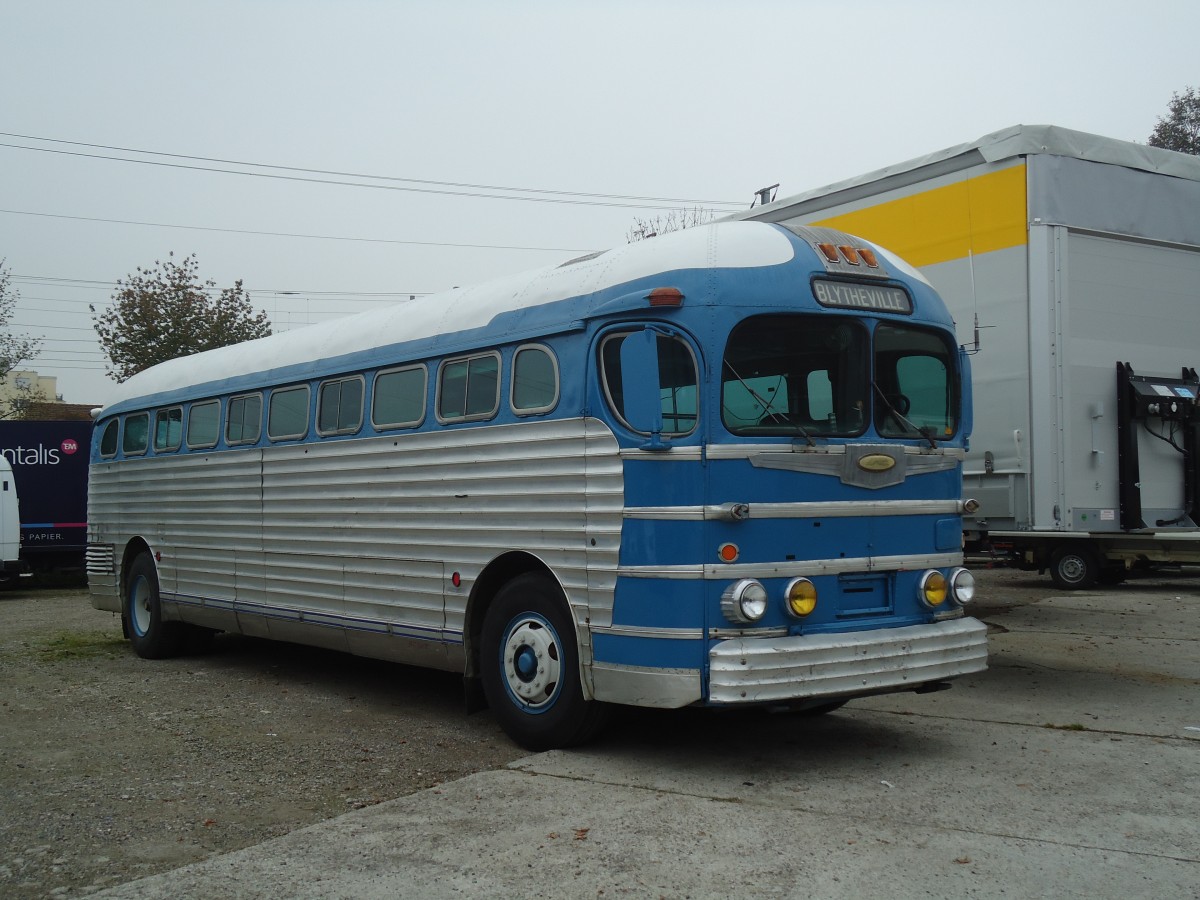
[
  {"x1": 125, "y1": 553, "x2": 185, "y2": 659},
  {"x1": 480, "y1": 574, "x2": 607, "y2": 751}
]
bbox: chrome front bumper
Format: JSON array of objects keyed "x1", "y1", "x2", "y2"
[{"x1": 708, "y1": 617, "x2": 988, "y2": 705}]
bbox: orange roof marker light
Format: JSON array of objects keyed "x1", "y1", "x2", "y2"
[
  {"x1": 817, "y1": 242, "x2": 841, "y2": 264},
  {"x1": 647, "y1": 287, "x2": 684, "y2": 307},
  {"x1": 815, "y1": 240, "x2": 881, "y2": 269}
]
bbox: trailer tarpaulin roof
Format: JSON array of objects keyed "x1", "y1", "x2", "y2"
[{"x1": 736, "y1": 124, "x2": 1200, "y2": 248}]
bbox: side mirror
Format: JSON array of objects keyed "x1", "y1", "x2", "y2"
[
  {"x1": 619, "y1": 329, "x2": 669, "y2": 450},
  {"x1": 958, "y1": 346, "x2": 973, "y2": 448}
]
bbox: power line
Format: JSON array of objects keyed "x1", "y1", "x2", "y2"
[
  {"x1": 17, "y1": 295, "x2": 116, "y2": 307},
  {"x1": 0, "y1": 208, "x2": 588, "y2": 254},
  {"x1": 15, "y1": 293, "x2": 424, "y2": 310},
  {"x1": 2, "y1": 131, "x2": 745, "y2": 208},
  {"x1": 1, "y1": 136, "x2": 745, "y2": 211},
  {"x1": 25, "y1": 362, "x2": 103, "y2": 371},
  {"x1": 11, "y1": 278, "x2": 432, "y2": 301},
  {"x1": 12, "y1": 322, "x2": 95, "y2": 332}
]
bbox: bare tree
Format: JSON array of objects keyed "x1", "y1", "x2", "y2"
[
  {"x1": 0, "y1": 260, "x2": 45, "y2": 419},
  {"x1": 626, "y1": 207, "x2": 716, "y2": 242}
]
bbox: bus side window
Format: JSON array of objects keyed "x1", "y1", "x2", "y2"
[
  {"x1": 511, "y1": 345, "x2": 559, "y2": 415},
  {"x1": 187, "y1": 400, "x2": 220, "y2": 449},
  {"x1": 438, "y1": 352, "x2": 501, "y2": 423},
  {"x1": 226, "y1": 394, "x2": 263, "y2": 446},
  {"x1": 268, "y1": 385, "x2": 311, "y2": 441},
  {"x1": 99, "y1": 419, "x2": 119, "y2": 458},
  {"x1": 317, "y1": 376, "x2": 365, "y2": 436},
  {"x1": 154, "y1": 407, "x2": 183, "y2": 452},
  {"x1": 600, "y1": 332, "x2": 698, "y2": 436},
  {"x1": 122, "y1": 413, "x2": 150, "y2": 456},
  {"x1": 372, "y1": 365, "x2": 427, "y2": 430}
]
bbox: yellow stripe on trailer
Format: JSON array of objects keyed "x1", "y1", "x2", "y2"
[{"x1": 813, "y1": 163, "x2": 1028, "y2": 268}]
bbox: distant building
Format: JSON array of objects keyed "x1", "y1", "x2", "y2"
[
  {"x1": 20, "y1": 401, "x2": 95, "y2": 422},
  {"x1": 0, "y1": 369, "x2": 95, "y2": 420}
]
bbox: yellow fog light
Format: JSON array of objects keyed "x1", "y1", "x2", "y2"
[
  {"x1": 918, "y1": 570, "x2": 948, "y2": 608},
  {"x1": 785, "y1": 578, "x2": 818, "y2": 617}
]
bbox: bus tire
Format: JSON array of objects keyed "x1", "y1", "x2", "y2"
[
  {"x1": 125, "y1": 553, "x2": 185, "y2": 659},
  {"x1": 480, "y1": 574, "x2": 608, "y2": 751},
  {"x1": 1049, "y1": 545, "x2": 1101, "y2": 591}
]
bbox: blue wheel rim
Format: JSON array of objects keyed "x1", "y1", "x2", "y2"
[
  {"x1": 128, "y1": 574, "x2": 152, "y2": 637},
  {"x1": 498, "y1": 612, "x2": 563, "y2": 714}
]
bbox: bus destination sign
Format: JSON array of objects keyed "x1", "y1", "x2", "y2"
[{"x1": 812, "y1": 279, "x2": 912, "y2": 314}]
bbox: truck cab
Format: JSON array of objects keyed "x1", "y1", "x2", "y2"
[{"x1": 0, "y1": 455, "x2": 24, "y2": 584}]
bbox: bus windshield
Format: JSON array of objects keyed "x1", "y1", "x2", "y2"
[
  {"x1": 721, "y1": 314, "x2": 957, "y2": 440},
  {"x1": 722, "y1": 315, "x2": 869, "y2": 437},
  {"x1": 873, "y1": 322, "x2": 958, "y2": 440}
]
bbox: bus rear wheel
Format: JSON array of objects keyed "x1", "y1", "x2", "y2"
[
  {"x1": 125, "y1": 553, "x2": 185, "y2": 659},
  {"x1": 480, "y1": 574, "x2": 608, "y2": 751}
]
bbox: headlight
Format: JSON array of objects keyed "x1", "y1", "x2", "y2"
[
  {"x1": 785, "y1": 578, "x2": 818, "y2": 617},
  {"x1": 950, "y1": 568, "x2": 976, "y2": 604},
  {"x1": 917, "y1": 570, "x2": 948, "y2": 608},
  {"x1": 721, "y1": 579, "x2": 768, "y2": 623}
]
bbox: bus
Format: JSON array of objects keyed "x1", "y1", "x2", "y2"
[{"x1": 86, "y1": 221, "x2": 987, "y2": 750}]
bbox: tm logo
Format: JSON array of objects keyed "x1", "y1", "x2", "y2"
[{"x1": 61, "y1": 439, "x2": 79, "y2": 455}]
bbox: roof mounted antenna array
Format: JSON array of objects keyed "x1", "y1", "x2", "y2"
[{"x1": 750, "y1": 184, "x2": 779, "y2": 208}]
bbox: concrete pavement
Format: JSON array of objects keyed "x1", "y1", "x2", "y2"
[{"x1": 93, "y1": 575, "x2": 1200, "y2": 899}]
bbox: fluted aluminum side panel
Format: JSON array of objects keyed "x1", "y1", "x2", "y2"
[{"x1": 87, "y1": 418, "x2": 624, "y2": 664}]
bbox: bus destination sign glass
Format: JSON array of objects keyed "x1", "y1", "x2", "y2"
[{"x1": 812, "y1": 279, "x2": 912, "y2": 314}]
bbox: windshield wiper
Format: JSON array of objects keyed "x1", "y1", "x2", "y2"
[
  {"x1": 724, "y1": 360, "x2": 816, "y2": 447},
  {"x1": 872, "y1": 382, "x2": 937, "y2": 448}
]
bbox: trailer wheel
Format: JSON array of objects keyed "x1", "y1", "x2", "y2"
[
  {"x1": 1049, "y1": 545, "x2": 1101, "y2": 591},
  {"x1": 480, "y1": 574, "x2": 608, "y2": 751},
  {"x1": 125, "y1": 553, "x2": 185, "y2": 659}
]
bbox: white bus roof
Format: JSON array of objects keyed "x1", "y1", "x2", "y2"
[{"x1": 103, "y1": 221, "x2": 796, "y2": 412}]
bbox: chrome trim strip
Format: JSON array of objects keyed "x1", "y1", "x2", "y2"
[
  {"x1": 619, "y1": 447, "x2": 704, "y2": 460},
  {"x1": 624, "y1": 499, "x2": 967, "y2": 521},
  {"x1": 164, "y1": 591, "x2": 466, "y2": 645},
  {"x1": 592, "y1": 624, "x2": 704, "y2": 640},
  {"x1": 708, "y1": 626, "x2": 789, "y2": 639},
  {"x1": 619, "y1": 551, "x2": 964, "y2": 580},
  {"x1": 703, "y1": 444, "x2": 966, "y2": 461}
]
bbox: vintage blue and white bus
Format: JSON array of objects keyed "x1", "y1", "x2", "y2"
[{"x1": 87, "y1": 221, "x2": 987, "y2": 749}]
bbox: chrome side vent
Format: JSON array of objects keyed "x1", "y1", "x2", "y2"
[{"x1": 86, "y1": 543, "x2": 115, "y2": 575}]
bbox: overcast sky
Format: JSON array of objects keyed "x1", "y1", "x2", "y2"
[{"x1": 2, "y1": 0, "x2": 1196, "y2": 409}]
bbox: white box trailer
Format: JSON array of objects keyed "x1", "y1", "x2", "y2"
[{"x1": 739, "y1": 125, "x2": 1200, "y2": 588}]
